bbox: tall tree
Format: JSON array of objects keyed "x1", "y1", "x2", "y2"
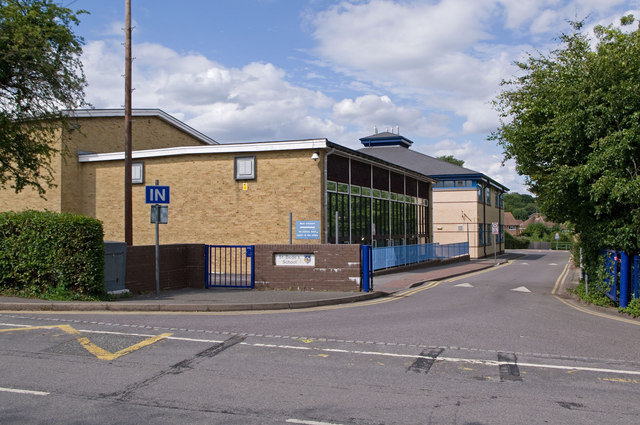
[
  {"x1": 0, "y1": 0, "x2": 87, "y2": 195},
  {"x1": 503, "y1": 192, "x2": 537, "y2": 221},
  {"x1": 437, "y1": 155, "x2": 464, "y2": 166},
  {"x1": 491, "y1": 16, "x2": 640, "y2": 272}
]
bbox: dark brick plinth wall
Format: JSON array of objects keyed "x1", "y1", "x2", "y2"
[
  {"x1": 125, "y1": 244, "x2": 205, "y2": 293},
  {"x1": 254, "y1": 244, "x2": 362, "y2": 291}
]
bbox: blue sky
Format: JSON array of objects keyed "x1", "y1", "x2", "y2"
[{"x1": 70, "y1": 0, "x2": 639, "y2": 193}]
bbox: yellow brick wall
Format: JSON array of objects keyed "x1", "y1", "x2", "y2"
[
  {"x1": 84, "y1": 149, "x2": 324, "y2": 245},
  {"x1": 0, "y1": 128, "x2": 64, "y2": 212},
  {"x1": 0, "y1": 116, "x2": 209, "y2": 216},
  {"x1": 432, "y1": 188, "x2": 504, "y2": 258},
  {"x1": 60, "y1": 116, "x2": 209, "y2": 214},
  {"x1": 66, "y1": 116, "x2": 208, "y2": 153}
]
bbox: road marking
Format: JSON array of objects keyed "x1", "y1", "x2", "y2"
[
  {"x1": 0, "y1": 324, "x2": 172, "y2": 360},
  {"x1": 287, "y1": 419, "x2": 344, "y2": 425},
  {"x1": 0, "y1": 324, "x2": 80, "y2": 335},
  {"x1": 4, "y1": 321, "x2": 640, "y2": 378},
  {"x1": 554, "y1": 296, "x2": 640, "y2": 326},
  {"x1": 455, "y1": 283, "x2": 474, "y2": 288},
  {"x1": 511, "y1": 286, "x2": 531, "y2": 293},
  {"x1": 0, "y1": 386, "x2": 49, "y2": 396},
  {"x1": 598, "y1": 377, "x2": 640, "y2": 384},
  {"x1": 77, "y1": 333, "x2": 172, "y2": 361},
  {"x1": 552, "y1": 263, "x2": 570, "y2": 295}
]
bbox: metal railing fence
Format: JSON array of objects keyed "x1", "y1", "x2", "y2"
[{"x1": 372, "y1": 242, "x2": 469, "y2": 271}]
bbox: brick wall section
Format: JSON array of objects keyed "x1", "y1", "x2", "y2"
[
  {"x1": 254, "y1": 244, "x2": 362, "y2": 291},
  {"x1": 125, "y1": 244, "x2": 205, "y2": 293}
]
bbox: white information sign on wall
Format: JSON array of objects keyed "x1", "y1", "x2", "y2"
[{"x1": 275, "y1": 253, "x2": 315, "y2": 267}]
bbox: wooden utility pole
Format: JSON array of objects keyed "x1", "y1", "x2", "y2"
[{"x1": 124, "y1": 0, "x2": 133, "y2": 245}]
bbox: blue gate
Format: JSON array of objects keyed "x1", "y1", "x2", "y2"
[{"x1": 205, "y1": 245, "x2": 255, "y2": 289}]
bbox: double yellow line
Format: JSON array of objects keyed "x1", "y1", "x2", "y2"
[{"x1": 552, "y1": 263, "x2": 571, "y2": 295}]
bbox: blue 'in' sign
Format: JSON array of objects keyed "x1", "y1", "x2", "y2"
[{"x1": 145, "y1": 185, "x2": 170, "y2": 204}]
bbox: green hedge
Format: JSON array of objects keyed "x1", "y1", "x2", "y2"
[
  {"x1": 505, "y1": 231, "x2": 530, "y2": 249},
  {"x1": 0, "y1": 210, "x2": 105, "y2": 298}
]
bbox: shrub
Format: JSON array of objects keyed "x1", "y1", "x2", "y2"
[
  {"x1": 570, "y1": 280, "x2": 616, "y2": 308},
  {"x1": 505, "y1": 231, "x2": 529, "y2": 249},
  {"x1": 0, "y1": 210, "x2": 105, "y2": 299}
]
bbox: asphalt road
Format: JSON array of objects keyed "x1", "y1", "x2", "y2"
[{"x1": 2, "y1": 250, "x2": 640, "y2": 424}]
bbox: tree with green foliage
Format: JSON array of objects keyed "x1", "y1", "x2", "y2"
[
  {"x1": 437, "y1": 155, "x2": 464, "y2": 167},
  {"x1": 0, "y1": 0, "x2": 87, "y2": 195},
  {"x1": 521, "y1": 222, "x2": 548, "y2": 240},
  {"x1": 491, "y1": 16, "x2": 640, "y2": 276},
  {"x1": 503, "y1": 192, "x2": 537, "y2": 220}
]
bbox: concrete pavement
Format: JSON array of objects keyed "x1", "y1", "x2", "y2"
[{"x1": 0, "y1": 255, "x2": 516, "y2": 313}]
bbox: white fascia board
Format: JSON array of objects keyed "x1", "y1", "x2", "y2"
[{"x1": 78, "y1": 139, "x2": 329, "y2": 163}]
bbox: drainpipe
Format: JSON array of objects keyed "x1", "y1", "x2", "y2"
[
  {"x1": 323, "y1": 148, "x2": 335, "y2": 244},
  {"x1": 483, "y1": 183, "x2": 487, "y2": 258}
]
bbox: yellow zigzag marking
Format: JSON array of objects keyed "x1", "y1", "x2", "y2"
[{"x1": 0, "y1": 325, "x2": 172, "y2": 360}]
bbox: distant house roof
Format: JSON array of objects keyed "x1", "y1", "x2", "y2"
[
  {"x1": 520, "y1": 212, "x2": 560, "y2": 229},
  {"x1": 503, "y1": 212, "x2": 522, "y2": 227},
  {"x1": 358, "y1": 132, "x2": 508, "y2": 191},
  {"x1": 66, "y1": 108, "x2": 218, "y2": 146}
]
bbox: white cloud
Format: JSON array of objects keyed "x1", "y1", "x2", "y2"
[
  {"x1": 82, "y1": 40, "x2": 337, "y2": 143},
  {"x1": 309, "y1": 0, "x2": 635, "y2": 139},
  {"x1": 332, "y1": 95, "x2": 451, "y2": 139}
]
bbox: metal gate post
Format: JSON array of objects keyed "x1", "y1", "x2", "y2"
[
  {"x1": 362, "y1": 245, "x2": 372, "y2": 292},
  {"x1": 204, "y1": 245, "x2": 210, "y2": 288},
  {"x1": 248, "y1": 245, "x2": 255, "y2": 289},
  {"x1": 604, "y1": 251, "x2": 616, "y2": 301},
  {"x1": 633, "y1": 255, "x2": 640, "y2": 300},
  {"x1": 620, "y1": 251, "x2": 629, "y2": 308}
]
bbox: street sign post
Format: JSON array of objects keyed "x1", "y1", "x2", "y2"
[{"x1": 146, "y1": 181, "x2": 170, "y2": 297}]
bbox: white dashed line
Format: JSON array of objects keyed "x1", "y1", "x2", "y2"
[{"x1": 0, "y1": 386, "x2": 49, "y2": 396}]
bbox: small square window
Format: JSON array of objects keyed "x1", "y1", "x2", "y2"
[
  {"x1": 132, "y1": 162, "x2": 144, "y2": 184},
  {"x1": 235, "y1": 156, "x2": 255, "y2": 180}
]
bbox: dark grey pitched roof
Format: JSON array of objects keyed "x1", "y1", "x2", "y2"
[
  {"x1": 359, "y1": 145, "x2": 479, "y2": 176},
  {"x1": 358, "y1": 145, "x2": 509, "y2": 191}
]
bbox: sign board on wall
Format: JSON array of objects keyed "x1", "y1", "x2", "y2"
[
  {"x1": 295, "y1": 221, "x2": 320, "y2": 239},
  {"x1": 275, "y1": 253, "x2": 315, "y2": 267}
]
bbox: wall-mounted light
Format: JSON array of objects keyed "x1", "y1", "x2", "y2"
[{"x1": 311, "y1": 151, "x2": 320, "y2": 161}]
